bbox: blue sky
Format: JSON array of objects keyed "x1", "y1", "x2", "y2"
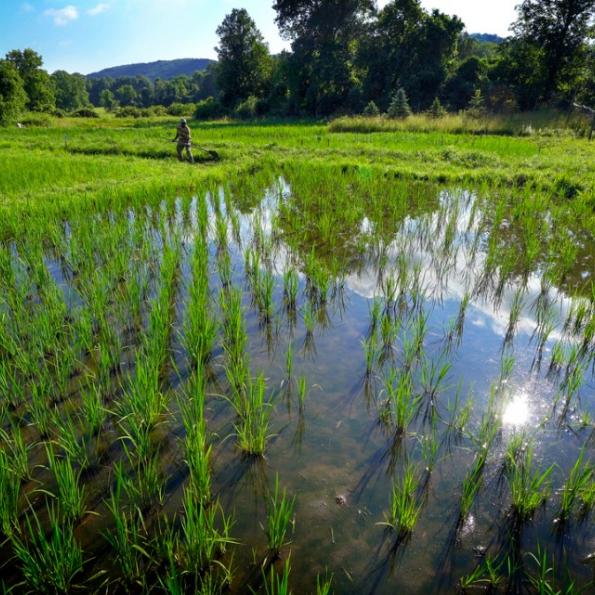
[{"x1": 0, "y1": 1, "x2": 519, "y2": 74}]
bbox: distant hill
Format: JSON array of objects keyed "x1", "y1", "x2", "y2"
[
  {"x1": 87, "y1": 58, "x2": 215, "y2": 80},
  {"x1": 469, "y1": 33, "x2": 506, "y2": 44}
]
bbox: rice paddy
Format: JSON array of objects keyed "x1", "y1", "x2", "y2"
[{"x1": 0, "y1": 118, "x2": 594, "y2": 593}]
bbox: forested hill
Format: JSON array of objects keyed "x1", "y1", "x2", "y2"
[
  {"x1": 87, "y1": 58, "x2": 214, "y2": 80},
  {"x1": 469, "y1": 33, "x2": 505, "y2": 44}
]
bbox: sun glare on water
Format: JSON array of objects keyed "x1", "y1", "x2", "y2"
[{"x1": 502, "y1": 392, "x2": 530, "y2": 426}]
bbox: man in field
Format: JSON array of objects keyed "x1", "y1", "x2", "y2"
[{"x1": 172, "y1": 118, "x2": 194, "y2": 163}]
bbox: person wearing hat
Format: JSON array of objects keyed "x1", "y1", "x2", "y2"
[{"x1": 172, "y1": 118, "x2": 194, "y2": 163}]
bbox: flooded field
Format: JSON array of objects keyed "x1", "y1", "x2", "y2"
[{"x1": 0, "y1": 167, "x2": 593, "y2": 593}]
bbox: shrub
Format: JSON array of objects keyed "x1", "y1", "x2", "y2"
[
  {"x1": 194, "y1": 97, "x2": 225, "y2": 120},
  {"x1": 363, "y1": 101, "x2": 380, "y2": 117},
  {"x1": 71, "y1": 107, "x2": 99, "y2": 118},
  {"x1": 150, "y1": 105, "x2": 168, "y2": 116},
  {"x1": 387, "y1": 88, "x2": 411, "y2": 119},
  {"x1": 114, "y1": 106, "x2": 142, "y2": 118},
  {"x1": 52, "y1": 108, "x2": 65, "y2": 118},
  {"x1": 21, "y1": 113, "x2": 52, "y2": 127},
  {"x1": 167, "y1": 102, "x2": 196, "y2": 117},
  {"x1": 234, "y1": 96, "x2": 258, "y2": 120}
]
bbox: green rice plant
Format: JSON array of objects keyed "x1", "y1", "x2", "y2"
[
  {"x1": 104, "y1": 471, "x2": 152, "y2": 585},
  {"x1": 180, "y1": 490, "x2": 236, "y2": 577},
  {"x1": 258, "y1": 269, "x2": 275, "y2": 323},
  {"x1": 181, "y1": 368, "x2": 212, "y2": 505},
  {"x1": 184, "y1": 272, "x2": 218, "y2": 366},
  {"x1": 297, "y1": 376, "x2": 308, "y2": 409},
  {"x1": 460, "y1": 453, "x2": 486, "y2": 519},
  {"x1": 505, "y1": 287, "x2": 525, "y2": 344},
  {"x1": 303, "y1": 301, "x2": 315, "y2": 336},
  {"x1": 507, "y1": 444, "x2": 554, "y2": 521},
  {"x1": 80, "y1": 383, "x2": 107, "y2": 436},
  {"x1": 0, "y1": 449, "x2": 20, "y2": 537},
  {"x1": 45, "y1": 447, "x2": 86, "y2": 522},
  {"x1": 52, "y1": 413, "x2": 90, "y2": 471},
  {"x1": 316, "y1": 572, "x2": 333, "y2": 595},
  {"x1": 234, "y1": 374, "x2": 274, "y2": 456},
  {"x1": 378, "y1": 463, "x2": 422, "y2": 538},
  {"x1": 380, "y1": 312, "x2": 399, "y2": 350},
  {"x1": 420, "y1": 357, "x2": 451, "y2": 401},
  {"x1": 361, "y1": 335, "x2": 380, "y2": 376},
  {"x1": 369, "y1": 297, "x2": 382, "y2": 335},
  {"x1": 447, "y1": 387, "x2": 473, "y2": 434},
  {"x1": 383, "y1": 369, "x2": 420, "y2": 434},
  {"x1": 10, "y1": 506, "x2": 83, "y2": 593},
  {"x1": 262, "y1": 556, "x2": 291, "y2": 595},
  {"x1": 283, "y1": 268, "x2": 299, "y2": 312},
  {"x1": 264, "y1": 474, "x2": 296, "y2": 557},
  {"x1": 525, "y1": 545, "x2": 574, "y2": 595},
  {"x1": 420, "y1": 430, "x2": 440, "y2": 472},
  {"x1": 458, "y1": 556, "x2": 505, "y2": 592},
  {"x1": 0, "y1": 425, "x2": 30, "y2": 481},
  {"x1": 558, "y1": 449, "x2": 593, "y2": 521}
]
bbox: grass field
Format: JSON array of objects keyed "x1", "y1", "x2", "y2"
[{"x1": 0, "y1": 116, "x2": 594, "y2": 593}]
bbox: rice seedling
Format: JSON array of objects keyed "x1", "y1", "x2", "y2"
[
  {"x1": 316, "y1": 572, "x2": 333, "y2": 595},
  {"x1": 0, "y1": 450, "x2": 20, "y2": 537},
  {"x1": 180, "y1": 489, "x2": 236, "y2": 577},
  {"x1": 378, "y1": 463, "x2": 422, "y2": 538},
  {"x1": 297, "y1": 376, "x2": 308, "y2": 409},
  {"x1": 458, "y1": 556, "x2": 505, "y2": 592},
  {"x1": 104, "y1": 471, "x2": 152, "y2": 586},
  {"x1": 525, "y1": 545, "x2": 574, "y2": 595},
  {"x1": 262, "y1": 556, "x2": 291, "y2": 595},
  {"x1": 45, "y1": 447, "x2": 86, "y2": 522},
  {"x1": 420, "y1": 357, "x2": 451, "y2": 402},
  {"x1": 506, "y1": 444, "x2": 554, "y2": 521},
  {"x1": 10, "y1": 506, "x2": 84, "y2": 593},
  {"x1": 383, "y1": 369, "x2": 420, "y2": 435},
  {"x1": 283, "y1": 268, "x2": 299, "y2": 312},
  {"x1": 234, "y1": 374, "x2": 275, "y2": 457},
  {"x1": 264, "y1": 474, "x2": 296, "y2": 558},
  {"x1": 80, "y1": 383, "x2": 107, "y2": 436},
  {"x1": 181, "y1": 368, "x2": 212, "y2": 505},
  {"x1": 558, "y1": 449, "x2": 593, "y2": 521},
  {"x1": 361, "y1": 335, "x2": 380, "y2": 376}
]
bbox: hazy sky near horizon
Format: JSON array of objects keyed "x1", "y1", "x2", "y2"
[{"x1": 0, "y1": 1, "x2": 520, "y2": 74}]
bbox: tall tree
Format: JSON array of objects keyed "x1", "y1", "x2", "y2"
[
  {"x1": 273, "y1": 0, "x2": 374, "y2": 114},
  {"x1": 360, "y1": 1, "x2": 463, "y2": 110},
  {"x1": 512, "y1": 0, "x2": 595, "y2": 100},
  {"x1": 0, "y1": 60, "x2": 27, "y2": 124},
  {"x1": 5, "y1": 48, "x2": 55, "y2": 112},
  {"x1": 215, "y1": 9, "x2": 272, "y2": 107},
  {"x1": 51, "y1": 71, "x2": 89, "y2": 111}
]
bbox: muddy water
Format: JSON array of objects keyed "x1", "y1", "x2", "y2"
[{"x1": 3, "y1": 177, "x2": 594, "y2": 593}]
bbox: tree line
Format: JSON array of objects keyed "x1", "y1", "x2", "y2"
[{"x1": 1, "y1": 0, "x2": 593, "y2": 124}]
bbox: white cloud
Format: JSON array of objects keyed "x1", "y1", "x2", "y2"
[
  {"x1": 44, "y1": 5, "x2": 79, "y2": 26},
  {"x1": 88, "y1": 3, "x2": 109, "y2": 16}
]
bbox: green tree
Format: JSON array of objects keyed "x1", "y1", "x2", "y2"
[
  {"x1": 444, "y1": 56, "x2": 487, "y2": 110},
  {"x1": 387, "y1": 88, "x2": 411, "y2": 118},
  {"x1": 0, "y1": 60, "x2": 27, "y2": 124},
  {"x1": 274, "y1": 0, "x2": 374, "y2": 115},
  {"x1": 512, "y1": 0, "x2": 595, "y2": 101},
  {"x1": 5, "y1": 48, "x2": 55, "y2": 112},
  {"x1": 429, "y1": 97, "x2": 446, "y2": 118},
  {"x1": 115, "y1": 84, "x2": 138, "y2": 106},
  {"x1": 467, "y1": 88, "x2": 486, "y2": 117},
  {"x1": 51, "y1": 70, "x2": 89, "y2": 111},
  {"x1": 99, "y1": 89, "x2": 116, "y2": 110},
  {"x1": 363, "y1": 100, "x2": 380, "y2": 116},
  {"x1": 216, "y1": 8, "x2": 272, "y2": 107},
  {"x1": 360, "y1": 1, "x2": 463, "y2": 111}
]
